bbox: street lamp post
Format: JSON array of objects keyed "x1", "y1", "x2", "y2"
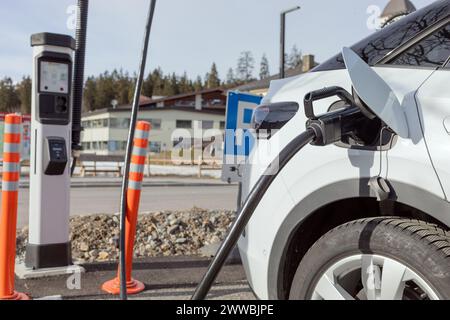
[{"x1": 280, "y1": 6, "x2": 301, "y2": 79}]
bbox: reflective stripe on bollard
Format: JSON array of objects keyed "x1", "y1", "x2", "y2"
[
  {"x1": 102, "y1": 121, "x2": 151, "y2": 295},
  {"x1": 0, "y1": 114, "x2": 29, "y2": 300}
]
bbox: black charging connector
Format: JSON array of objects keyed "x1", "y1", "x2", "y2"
[
  {"x1": 304, "y1": 86, "x2": 366, "y2": 147},
  {"x1": 307, "y1": 106, "x2": 366, "y2": 146}
]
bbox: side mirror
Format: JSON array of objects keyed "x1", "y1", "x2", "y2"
[{"x1": 342, "y1": 47, "x2": 409, "y2": 139}]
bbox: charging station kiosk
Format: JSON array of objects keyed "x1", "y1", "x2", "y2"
[{"x1": 25, "y1": 33, "x2": 75, "y2": 270}]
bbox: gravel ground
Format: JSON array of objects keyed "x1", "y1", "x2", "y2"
[{"x1": 16, "y1": 208, "x2": 236, "y2": 263}]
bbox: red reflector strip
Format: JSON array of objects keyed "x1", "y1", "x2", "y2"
[
  {"x1": 131, "y1": 155, "x2": 146, "y2": 165},
  {"x1": 129, "y1": 172, "x2": 144, "y2": 182},
  {"x1": 134, "y1": 138, "x2": 148, "y2": 149},
  {"x1": 5, "y1": 115, "x2": 22, "y2": 125},
  {"x1": 1, "y1": 172, "x2": 20, "y2": 182},
  {"x1": 3, "y1": 153, "x2": 20, "y2": 163},
  {"x1": 4, "y1": 134, "x2": 21, "y2": 144},
  {"x1": 136, "y1": 121, "x2": 151, "y2": 132}
]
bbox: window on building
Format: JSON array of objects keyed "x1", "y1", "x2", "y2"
[
  {"x1": 388, "y1": 24, "x2": 450, "y2": 67},
  {"x1": 110, "y1": 118, "x2": 130, "y2": 129},
  {"x1": 176, "y1": 120, "x2": 192, "y2": 129},
  {"x1": 122, "y1": 119, "x2": 130, "y2": 129},
  {"x1": 142, "y1": 119, "x2": 162, "y2": 130},
  {"x1": 110, "y1": 118, "x2": 119, "y2": 128},
  {"x1": 108, "y1": 141, "x2": 118, "y2": 152},
  {"x1": 219, "y1": 121, "x2": 226, "y2": 130},
  {"x1": 202, "y1": 121, "x2": 214, "y2": 130},
  {"x1": 149, "y1": 141, "x2": 162, "y2": 153},
  {"x1": 90, "y1": 119, "x2": 107, "y2": 128}
]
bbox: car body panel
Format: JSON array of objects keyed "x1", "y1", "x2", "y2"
[
  {"x1": 238, "y1": 65, "x2": 446, "y2": 300},
  {"x1": 416, "y1": 69, "x2": 450, "y2": 198}
]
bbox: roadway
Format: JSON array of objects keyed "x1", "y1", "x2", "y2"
[{"x1": 14, "y1": 179, "x2": 238, "y2": 228}]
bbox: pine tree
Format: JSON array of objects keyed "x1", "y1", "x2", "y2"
[
  {"x1": 287, "y1": 45, "x2": 303, "y2": 70},
  {"x1": 95, "y1": 71, "x2": 116, "y2": 109},
  {"x1": 142, "y1": 72, "x2": 154, "y2": 98},
  {"x1": 160, "y1": 73, "x2": 179, "y2": 97},
  {"x1": 0, "y1": 77, "x2": 20, "y2": 113},
  {"x1": 259, "y1": 54, "x2": 270, "y2": 80},
  {"x1": 225, "y1": 68, "x2": 235, "y2": 87},
  {"x1": 206, "y1": 63, "x2": 221, "y2": 89},
  {"x1": 83, "y1": 76, "x2": 97, "y2": 111},
  {"x1": 16, "y1": 76, "x2": 32, "y2": 114},
  {"x1": 193, "y1": 76, "x2": 203, "y2": 92},
  {"x1": 114, "y1": 69, "x2": 133, "y2": 105},
  {"x1": 179, "y1": 72, "x2": 193, "y2": 94},
  {"x1": 151, "y1": 68, "x2": 165, "y2": 96},
  {"x1": 127, "y1": 73, "x2": 137, "y2": 103},
  {"x1": 236, "y1": 51, "x2": 255, "y2": 82},
  {"x1": 170, "y1": 73, "x2": 180, "y2": 95}
]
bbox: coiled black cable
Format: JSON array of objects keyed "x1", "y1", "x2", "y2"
[
  {"x1": 71, "y1": 0, "x2": 89, "y2": 177},
  {"x1": 192, "y1": 128, "x2": 317, "y2": 300}
]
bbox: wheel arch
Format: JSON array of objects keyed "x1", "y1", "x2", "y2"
[{"x1": 268, "y1": 178, "x2": 450, "y2": 300}]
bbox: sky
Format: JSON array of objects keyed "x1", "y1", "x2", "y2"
[{"x1": 0, "y1": 0, "x2": 437, "y2": 82}]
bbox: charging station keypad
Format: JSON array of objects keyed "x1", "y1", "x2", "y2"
[{"x1": 44, "y1": 138, "x2": 68, "y2": 175}]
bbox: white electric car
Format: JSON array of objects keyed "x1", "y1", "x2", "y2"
[{"x1": 238, "y1": 0, "x2": 450, "y2": 300}]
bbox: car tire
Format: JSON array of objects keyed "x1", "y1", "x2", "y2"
[{"x1": 289, "y1": 217, "x2": 450, "y2": 300}]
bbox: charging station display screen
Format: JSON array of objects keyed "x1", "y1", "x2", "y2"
[{"x1": 40, "y1": 61, "x2": 69, "y2": 94}]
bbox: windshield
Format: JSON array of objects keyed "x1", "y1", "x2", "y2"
[{"x1": 313, "y1": 0, "x2": 450, "y2": 72}]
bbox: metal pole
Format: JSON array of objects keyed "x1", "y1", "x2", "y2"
[
  {"x1": 279, "y1": 6, "x2": 301, "y2": 79},
  {"x1": 237, "y1": 182, "x2": 242, "y2": 211},
  {"x1": 119, "y1": 0, "x2": 157, "y2": 300},
  {"x1": 280, "y1": 13, "x2": 286, "y2": 79}
]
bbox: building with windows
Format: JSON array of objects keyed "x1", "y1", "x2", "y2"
[{"x1": 81, "y1": 89, "x2": 226, "y2": 155}]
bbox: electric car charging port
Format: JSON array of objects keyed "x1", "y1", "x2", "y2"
[
  {"x1": 305, "y1": 86, "x2": 396, "y2": 150},
  {"x1": 55, "y1": 96, "x2": 68, "y2": 113}
]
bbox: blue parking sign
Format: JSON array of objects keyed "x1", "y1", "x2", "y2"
[{"x1": 222, "y1": 91, "x2": 263, "y2": 182}]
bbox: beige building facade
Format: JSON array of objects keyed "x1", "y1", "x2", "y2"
[{"x1": 81, "y1": 108, "x2": 225, "y2": 156}]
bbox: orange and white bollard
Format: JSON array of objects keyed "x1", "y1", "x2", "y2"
[
  {"x1": 0, "y1": 114, "x2": 29, "y2": 300},
  {"x1": 102, "y1": 121, "x2": 151, "y2": 295}
]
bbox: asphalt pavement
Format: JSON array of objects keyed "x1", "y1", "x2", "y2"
[
  {"x1": 10, "y1": 176, "x2": 249, "y2": 300},
  {"x1": 12, "y1": 177, "x2": 238, "y2": 228},
  {"x1": 15, "y1": 256, "x2": 255, "y2": 300}
]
